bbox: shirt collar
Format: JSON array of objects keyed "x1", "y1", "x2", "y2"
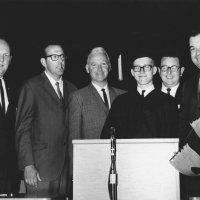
[
  {"x1": 161, "y1": 83, "x2": 179, "y2": 97},
  {"x1": 45, "y1": 71, "x2": 62, "y2": 85},
  {"x1": 92, "y1": 82, "x2": 108, "y2": 93},
  {"x1": 137, "y1": 85, "x2": 154, "y2": 97}
]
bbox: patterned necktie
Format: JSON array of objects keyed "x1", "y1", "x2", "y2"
[
  {"x1": 101, "y1": 88, "x2": 109, "y2": 109},
  {"x1": 55, "y1": 82, "x2": 64, "y2": 104},
  {"x1": 167, "y1": 88, "x2": 171, "y2": 95},
  {"x1": 0, "y1": 79, "x2": 5, "y2": 113}
]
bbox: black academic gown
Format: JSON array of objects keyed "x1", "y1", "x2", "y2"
[{"x1": 101, "y1": 89, "x2": 178, "y2": 139}]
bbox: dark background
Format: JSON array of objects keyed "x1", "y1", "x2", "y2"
[{"x1": 1, "y1": 0, "x2": 200, "y2": 92}]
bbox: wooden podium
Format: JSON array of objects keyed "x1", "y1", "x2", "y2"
[{"x1": 73, "y1": 139, "x2": 180, "y2": 200}]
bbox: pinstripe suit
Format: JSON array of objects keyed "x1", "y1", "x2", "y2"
[{"x1": 15, "y1": 72, "x2": 77, "y2": 194}]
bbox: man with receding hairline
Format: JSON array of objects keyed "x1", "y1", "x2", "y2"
[
  {"x1": 68, "y1": 47, "x2": 125, "y2": 177},
  {"x1": 0, "y1": 38, "x2": 20, "y2": 195}
]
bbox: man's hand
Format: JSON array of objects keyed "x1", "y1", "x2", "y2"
[{"x1": 24, "y1": 165, "x2": 42, "y2": 187}]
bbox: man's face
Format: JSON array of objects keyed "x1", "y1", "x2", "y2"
[
  {"x1": 0, "y1": 39, "x2": 11, "y2": 78},
  {"x1": 189, "y1": 34, "x2": 200, "y2": 69},
  {"x1": 86, "y1": 53, "x2": 110, "y2": 84},
  {"x1": 159, "y1": 57, "x2": 184, "y2": 88},
  {"x1": 131, "y1": 57, "x2": 157, "y2": 87},
  {"x1": 41, "y1": 45, "x2": 65, "y2": 81}
]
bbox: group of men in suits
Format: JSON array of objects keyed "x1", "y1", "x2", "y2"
[{"x1": 1, "y1": 29, "x2": 200, "y2": 199}]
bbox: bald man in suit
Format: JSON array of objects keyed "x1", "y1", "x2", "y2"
[{"x1": 0, "y1": 38, "x2": 20, "y2": 195}]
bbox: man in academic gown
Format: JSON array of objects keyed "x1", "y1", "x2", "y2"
[{"x1": 101, "y1": 51, "x2": 178, "y2": 139}]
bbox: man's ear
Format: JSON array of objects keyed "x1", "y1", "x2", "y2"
[
  {"x1": 9, "y1": 55, "x2": 12, "y2": 65},
  {"x1": 153, "y1": 66, "x2": 157, "y2": 75},
  {"x1": 85, "y1": 64, "x2": 90, "y2": 73},
  {"x1": 158, "y1": 67, "x2": 161, "y2": 75},
  {"x1": 40, "y1": 58, "x2": 46, "y2": 69},
  {"x1": 180, "y1": 67, "x2": 185, "y2": 76},
  {"x1": 131, "y1": 68, "x2": 135, "y2": 77}
]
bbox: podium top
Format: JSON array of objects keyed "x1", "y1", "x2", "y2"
[{"x1": 72, "y1": 138, "x2": 179, "y2": 144}]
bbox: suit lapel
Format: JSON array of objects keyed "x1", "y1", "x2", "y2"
[
  {"x1": 63, "y1": 81, "x2": 69, "y2": 104},
  {"x1": 41, "y1": 73, "x2": 62, "y2": 104},
  {"x1": 88, "y1": 84, "x2": 109, "y2": 114}
]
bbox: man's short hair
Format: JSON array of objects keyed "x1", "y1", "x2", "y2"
[
  {"x1": 189, "y1": 29, "x2": 200, "y2": 38},
  {"x1": 41, "y1": 40, "x2": 65, "y2": 58},
  {"x1": 160, "y1": 49, "x2": 182, "y2": 66},
  {"x1": 87, "y1": 47, "x2": 111, "y2": 66}
]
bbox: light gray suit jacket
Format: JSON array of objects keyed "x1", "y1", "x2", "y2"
[{"x1": 68, "y1": 83, "x2": 125, "y2": 174}]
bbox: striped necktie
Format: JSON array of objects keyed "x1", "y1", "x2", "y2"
[{"x1": 55, "y1": 82, "x2": 64, "y2": 104}]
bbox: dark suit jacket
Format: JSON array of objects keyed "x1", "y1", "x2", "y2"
[
  {"x1": 101, "y1": 89, "x2": 178, "y2": 139},
  {"x1": 0, "y1": 78, "x2": 19, "y2": 193},
  {"x1": 179, "y1": 73, "x2": 200, "y2": 197},
  {"x1": 179, "y1": 74, "x2": 200, "y2": 143},
  {"x1": 15, "y1": 72, "x2": 77, "y2": 181}
]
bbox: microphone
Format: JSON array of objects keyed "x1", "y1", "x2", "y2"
[
  {"x1": 110, "y1": 127, "x2": 116, "y2": 160},
  {"x1": 108, "y1": 127, "x2": 117, "y2": 200}
]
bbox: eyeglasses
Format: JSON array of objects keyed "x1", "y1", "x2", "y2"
[
  {"x1": 90, "y1": 62, "x2": 109, "y2": 68},
  {"x1": 45, "y1": 54, "x2": 66, "y2": 61},
  {"x1": 160, "y1": 65, "x2": 180, "y2": 72},
  {"x1": 133, "y1": 65, "x2": 153, "y2": 72}
]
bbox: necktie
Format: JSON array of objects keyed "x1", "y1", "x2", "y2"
[
  {"x1": 55, "y1": 82, "x2": 64, "y2": 104},
  {"x1": 142, "y1": 90, "x2": 145, "y2": 98},
  {"x1": 167, "y1": 88, "x2": 171, "y2": 95},
  {"x1": 0, "y1": 79, "x2": 5, "y2": 113},
  {"x1": 101, "y1": 88, "x2": 109, "y2": 109}
]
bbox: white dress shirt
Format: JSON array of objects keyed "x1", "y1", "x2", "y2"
[
  {"x1": 161, "y1": 83, "x2": 179, "y2": 98},
  {"x1": 45, "y1": 71, "x2": 63, "y2": 97},
  {"x1": 137, "y1": 85, "x2": 155, "y2": 97}
]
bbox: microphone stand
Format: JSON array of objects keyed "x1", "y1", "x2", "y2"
[{"x1": 108, "y1": 127, "x2": 117, "y2": 200}]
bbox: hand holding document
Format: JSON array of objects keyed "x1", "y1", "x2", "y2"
[{"x1": 170, "y1": 118, "x2": 200, "y2": 176}]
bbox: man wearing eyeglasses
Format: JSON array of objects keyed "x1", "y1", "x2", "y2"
[
  {"x1": 15, "y1": 41, "x2": 77, "y2": 197},
  {"x1": 158, "y1": 54, "x2": 185, "y2": 110},
  {"x1": 101, "y1": 50, "x2": 178, "y2": 139}
]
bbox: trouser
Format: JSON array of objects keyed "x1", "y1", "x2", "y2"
[{"x1": 25, "y1": 163, "x2": 68, "y2": 198}]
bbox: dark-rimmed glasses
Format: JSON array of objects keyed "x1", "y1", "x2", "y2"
[
  {"x1": 45, "y1": 54, "x2": 66, "y2": 61},
  {"x1": 133, "y1": 65, "x2": 153, "y2": 72},
  {"x1": 160, "y1": 65, "x2": 180, "y2": 72}
]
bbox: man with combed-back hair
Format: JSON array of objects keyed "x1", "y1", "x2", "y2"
[{"x1": 68, "y1": 47, "x2": 126, "y2": 175}]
